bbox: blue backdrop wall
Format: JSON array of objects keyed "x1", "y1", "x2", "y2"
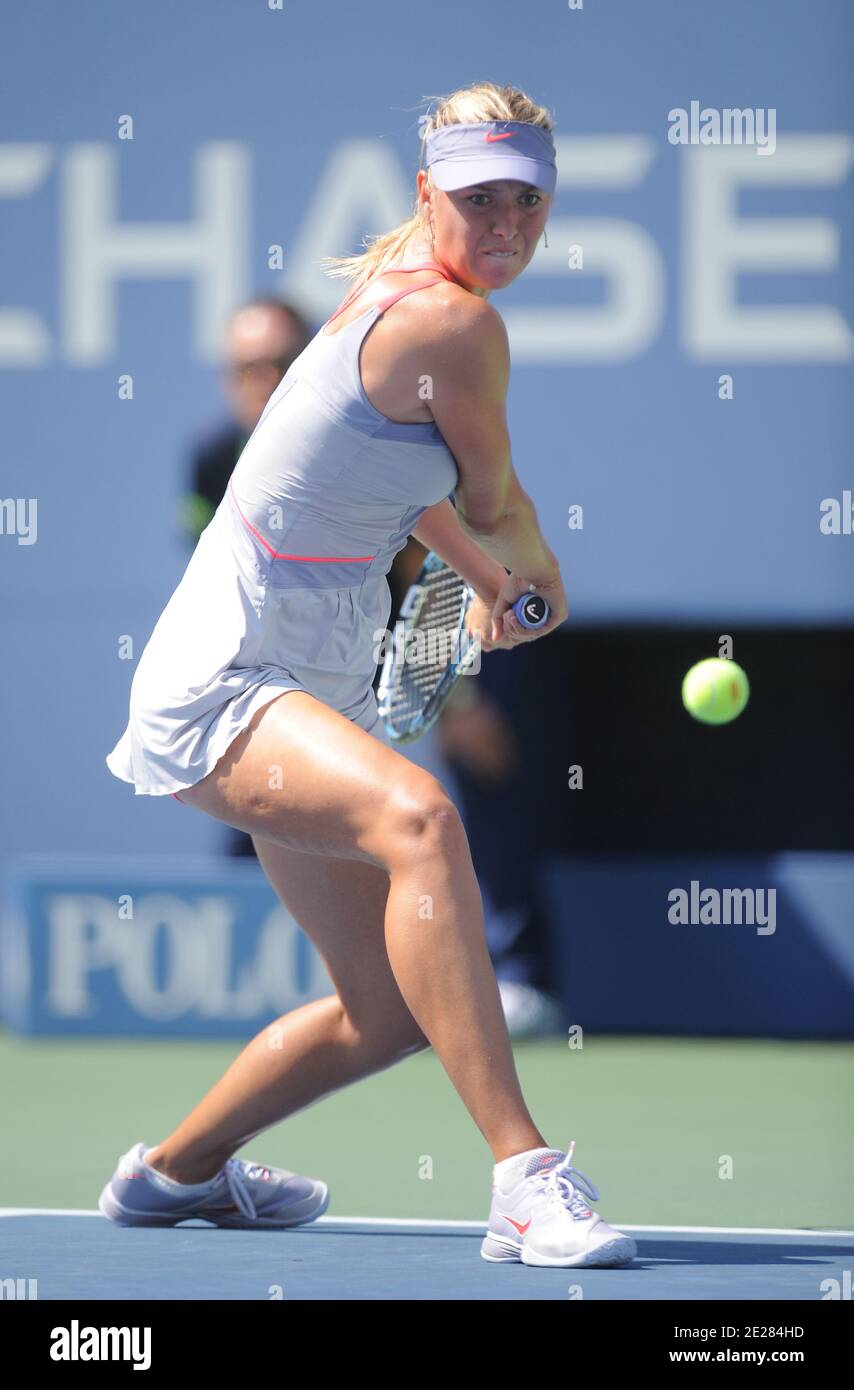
[{"x1": 0, "y1": 0, "x2": 851, "y2": 857}]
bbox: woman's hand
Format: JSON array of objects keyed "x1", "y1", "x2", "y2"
[
  {"x1": 463, "y1": 593, "x2": 517, "y2": 652},
  {"x1": 489, "y1": 571, "x2": 568, "y2": 645}
]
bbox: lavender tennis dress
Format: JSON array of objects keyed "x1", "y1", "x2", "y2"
[{"x1": 106, "y1": 263, "x2": 460, "y2": 796}]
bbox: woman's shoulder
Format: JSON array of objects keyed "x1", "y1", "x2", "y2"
[
  {"x1": 421, "y1": 286, "x2": 508, "y2": 373},
  {"x1": 392, "y1": 269, "x2": 505, "y2": 346}
]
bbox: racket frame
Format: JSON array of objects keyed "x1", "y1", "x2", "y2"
[{"x1": 377, "y1": 553, "x2": 481, "y2": 744}]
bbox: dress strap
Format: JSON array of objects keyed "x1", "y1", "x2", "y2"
[
  {"x1": 325, "y1": 260, "x2": 456, "y2": 327},
  {"x1": 375, "y1": 273, "x2": 451, "y2": 314}
]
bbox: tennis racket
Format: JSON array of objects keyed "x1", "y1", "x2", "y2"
[{"x1": 376, "y1": 550, "x2": 550, "y2": 743}]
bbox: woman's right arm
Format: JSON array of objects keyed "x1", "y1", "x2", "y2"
[
  {"x1": 426, "y1": 294, "x2": 567, "y2": 637},
  {"x1": 459, "y1": 479, "x2": 559, "y2": 586}
]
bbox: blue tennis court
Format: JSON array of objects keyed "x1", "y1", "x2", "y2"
[{"x1": 3, "y1": 1211, "x2": 852, "y2": 1301}]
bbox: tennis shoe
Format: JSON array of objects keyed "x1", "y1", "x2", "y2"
[
  {"x1": 481, "y1": 1140, "x2": 636, "y2": 1267},
  {"x1": 98, "y1": 1141, "x2": 329, "y2": 1229}
]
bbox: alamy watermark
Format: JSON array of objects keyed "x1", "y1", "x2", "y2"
[
  {"x1": 1, "y1": 1276, "x2": 38, "y2": 1299},
  {"x1": 372, "y1": 621, "x2": 481, "y2": 675},
  {"x1": 668, "y1": 881, "x2": 776, "y2": 935},
  {"x1": 819, "y1": 490, "x2": 853, "y2": 534},
  {"x1": 0, "y1": 497, "x2": 38, "y2": 545},
  {"x1": 50, "y1": 1320, "x2": 151, "y2": 1369},
  {"x1": 668, "y1": 102, "x2": 776, "y2": 156}
]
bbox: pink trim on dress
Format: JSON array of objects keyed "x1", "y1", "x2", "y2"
[
  {"x1": 324, "y1": 260, "x2": 456, "y2": 327},
  {"x1": 227, "y1": 481, "x2": 374, "y2": 561}
]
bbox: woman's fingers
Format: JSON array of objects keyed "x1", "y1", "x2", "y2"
[{"x1": 465, "y1": 595, "x2": 515, "y2": 651}]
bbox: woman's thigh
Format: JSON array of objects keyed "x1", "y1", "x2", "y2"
[{"x1": 175, "y1": 688, "x2": 457, "y2": 866}]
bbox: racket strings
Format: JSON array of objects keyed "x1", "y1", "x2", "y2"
[{"x1": 381, "y1": 568, "x2": 475, "y2": 733}]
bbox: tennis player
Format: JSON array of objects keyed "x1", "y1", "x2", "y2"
[{"x1": 103, "y1": 80, "x2": 636, "y2": 1269}]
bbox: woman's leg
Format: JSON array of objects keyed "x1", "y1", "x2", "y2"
[
  {"x1": 152, "y1": 689, "x2": 545, "y2": 1176},
  {"x1": 146, "y1": 847, "x2": 432, "y2": 1183}
]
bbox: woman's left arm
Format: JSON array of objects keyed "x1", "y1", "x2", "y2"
[{"x1": 411, "y1": 497, "x2": 507, "y2": 603}]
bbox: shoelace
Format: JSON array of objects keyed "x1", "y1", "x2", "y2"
[
  {"x1": 223, "y1": 1161, "x2": 271, "y2": 1220},
  {"x1": 535, "y1": 1140, "x2": 600, "y2": 1219}
]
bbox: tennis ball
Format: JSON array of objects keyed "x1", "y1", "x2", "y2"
[{"x1": 681, "y1": 658, "x2": 749, "y2": 725}]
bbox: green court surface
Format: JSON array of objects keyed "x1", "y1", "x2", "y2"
[{"x1": 1, "y1": 1031, "x2": 851, "y2": 1229}]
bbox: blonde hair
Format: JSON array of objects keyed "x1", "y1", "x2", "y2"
[{"x1": 318, "y1": 81, "x2": 555, "y2": 288}]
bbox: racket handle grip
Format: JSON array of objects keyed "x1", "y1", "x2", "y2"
[{"x1": 512, "y1": 592, "x2": 550, "y2": 629}]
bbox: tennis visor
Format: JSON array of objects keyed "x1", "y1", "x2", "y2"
[{"x1": 424, "y1": 121, "x2": 557, "y2": 194}]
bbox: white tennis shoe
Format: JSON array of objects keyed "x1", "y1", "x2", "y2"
[
  {"x1": 481, "y1": 1140, "x2": 637, "y2": 1267},
  {"x1": 99, "y1": 1140, "x2": 329, "y2": 1229}
]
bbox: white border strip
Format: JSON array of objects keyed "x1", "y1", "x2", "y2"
[{"x1": 1, "y1": 1209, "x2": 852, "y2": 1237}]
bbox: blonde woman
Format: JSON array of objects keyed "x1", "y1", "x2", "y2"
[{"x1": 103, "y1": 80, "x2": 636, "y2": 1269}]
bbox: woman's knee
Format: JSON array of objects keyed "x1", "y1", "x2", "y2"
[
  {"x1": 337, "y1": 993, "x2": 431, "y2": 1063},
  {"x1": 365, "y1": 1019, "x2": 432, "y2": 1065},
  {"x1": 374, "y1": 772, "x2": 467, "y2": 868}
]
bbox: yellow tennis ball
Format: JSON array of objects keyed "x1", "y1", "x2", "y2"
[{"x1": 682, "y1": 658, "x2": 749, "y2": 725}]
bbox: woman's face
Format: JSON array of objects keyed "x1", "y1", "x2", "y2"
[{"x1": 417, "y1": 170, "x2": 552, "y2": 294}]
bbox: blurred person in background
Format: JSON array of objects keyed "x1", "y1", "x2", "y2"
[
  {"x1": 180, "y1": 298, "x2": 562, "y2": 1037},
  {"x1": 179, "y1": 295, "x2": 313, "y2": 847},
  {"x1": 180, "y1": 296, "x2": 313, "y2": 547}
]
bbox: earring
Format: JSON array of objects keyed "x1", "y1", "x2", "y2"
[{"x1": 542, "y1": 226, "x2": 549, "y2": 249}]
